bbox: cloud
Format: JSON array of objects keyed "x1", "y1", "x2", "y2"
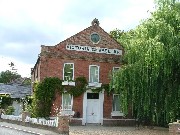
[
  {"x1": 0, "y1": 24, "x2": 59, "y2": 64},
  {"x1": 0, "y1": 55, "x2": 33, "y2": 77},
  {"x1": 0, "y1": 0, "x2": 155, "y2": 77}
]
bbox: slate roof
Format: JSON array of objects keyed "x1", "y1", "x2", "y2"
[{"x1": 0, "y1": 79, "x2": 32, "y2": 99}]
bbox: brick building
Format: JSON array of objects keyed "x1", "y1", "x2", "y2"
[{"x1": 31, "y1": 19, "x2": 133, "y2": 125}]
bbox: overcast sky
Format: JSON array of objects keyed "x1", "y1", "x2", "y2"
[{"x1": 0, "y1": 0, "x2": 155, "y2": 77}]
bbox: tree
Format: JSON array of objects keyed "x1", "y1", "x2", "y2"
[
  {"x1": 22, "y1": 78, "x2": 31, "y2": 86},
  {"x1": 109, "y1": 29, "x2": 124, "y2": 41},
  {"x1": 111, "y1": 0, "x2": 180, "y2": 126},
  {"x1": 0, "y1": 70, "x2": 21, "y2": 84}
]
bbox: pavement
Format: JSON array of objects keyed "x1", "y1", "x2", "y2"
[{"x1": 69, "y1": 125, "x2": 169, "y2": 135}]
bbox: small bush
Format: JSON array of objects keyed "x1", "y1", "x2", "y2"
[{"x1": 6, "y1": 106, "x2": 15, "y2": 115}]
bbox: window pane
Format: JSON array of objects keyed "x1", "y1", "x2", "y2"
[
  {"x1": 87, "y1": 93, "x2": 99, "y2": 99},
  {"x1": 63, "y1": 93, "x2": 72, "y2": 110},
  {"x1": 64, "y1": 64, "x2": 73, "y2": 81},
  {"x1": 113, "y1": 67, "x2": 120, "y2": 72},
  {"x1": 112, "y1": 67, "x2": 120, "y2": 83},
  {"x1": 113, "y1": 67, "x2": 120, "y2": 77},
  {"x1": 113, "y1": 95, "x2": 120, "y2": 111},
  {"x1": 90, "y1": 66, "x2": 98, "y2": 83}
]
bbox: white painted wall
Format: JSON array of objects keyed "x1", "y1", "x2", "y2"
[{"x1": 12, "y1": 101, "x2": 23, "y2": 116}]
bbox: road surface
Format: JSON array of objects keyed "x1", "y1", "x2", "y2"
[
  {"x1": 0, "y1": 126, "x2": 34, "y2": 135},
  {"x1": 0, "y1": 122, "x2": 59, "y2": 135}
]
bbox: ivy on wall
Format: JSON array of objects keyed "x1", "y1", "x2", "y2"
[
  {"x1": 32, "y1": 77, "x2": 63, "y2": 117},
  {"x1": 32, "y1": 76, "x2": 110, "y2": 117},
  {"x1": 32, "y1": 77, "x2": 88, "y2": 117},
  {"x1": 69, "y1": 76, "x2": 88, "y2": 97}
]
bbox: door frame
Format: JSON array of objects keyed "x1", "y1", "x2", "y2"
[{"x1": 82, "y1": 89, "x2": 104, "y2": 125}]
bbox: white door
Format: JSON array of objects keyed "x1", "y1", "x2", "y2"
[{"x1": 86, "y1": 93, "x2": 99, "y2": 123}]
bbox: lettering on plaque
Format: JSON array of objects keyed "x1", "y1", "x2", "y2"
[{"x1": 66, "y1": 45, "x2": 122, "y2": 55}]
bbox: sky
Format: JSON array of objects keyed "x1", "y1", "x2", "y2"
[{"x1": 0, "y1": 0, "x2": 155, "y2": 77}]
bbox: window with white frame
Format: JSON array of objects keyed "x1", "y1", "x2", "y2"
[
  {"x1": 89, "y1": 65, "x2": 99, "y2": 83},
  {"x1": 63, "y1": 63, "x2": 74, "y2": 81},
  {"x1": 113, "y1": 67, "x2": 120, "y2": 73},
  {"x1": 112, "y1": 94, "x2": 121, "y2": 112},
  {"x1": 111, "y1": 67, "x2": 120, "y2": 87},
  {"x1": 62, "y1": 93, "x2": 73, "y2": 110}
]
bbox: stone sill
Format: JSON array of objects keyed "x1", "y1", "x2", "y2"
[
  {"x1": 60, "y1": 110, "x2": 75, "y2": 116},
  {"x1": 88, "y1": 82, "x2": 102, "y2": 87},
  {"x1": 111, "y1": 111, "x2": 124, "y2": 117},
  {"x1": 62, "y1": 81, "x2": 75, "y2": 86}
]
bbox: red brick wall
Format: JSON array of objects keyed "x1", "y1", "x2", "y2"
[
  {"x1": 32, "y1": 22, "x2": 124, "y2": 119},
  {"x1": 40, "y1": 56, "x2": 64, "y2": 80},
  {"x1": 169, "y1": 123, "x2": 180, "y2": 135},
  {"x1": 73, "y1": 94, "x2": 83, "y2": 118},
  {"x1": 103, "y1": 92, "x2": 113, "y2": 118},
  {"x1": 51, "y1": 91, "x2": 115, "y2": 118},
  {"x1": 31, "y1": 57, "x2": 41, "y2": 88},
  {"x1": 44, "y1": 57, "x2": 118, "y2": 118},
  {"x1": 51, "y1": 92, "x2": 62, "y2": 116},
  {"x1": 38, "y1": 25, "x2": 123, "y2": 82},
  {"x1": 40, "y1": 57, "x2": 120, "y2": 84}
]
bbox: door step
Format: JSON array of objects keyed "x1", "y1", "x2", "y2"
[{"x1": 86, "y1": 123, "x2": 101, "y2": 126}]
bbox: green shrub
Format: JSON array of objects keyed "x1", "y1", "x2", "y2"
[{"x1": 6, "y1": 106, "x2": 15, "y2": 115}]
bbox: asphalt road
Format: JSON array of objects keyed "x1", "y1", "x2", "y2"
[
  {"x1": 0, "y1": 122, "x2": 60, "y2": 135},
  {"x1": 0, "y1": 126, "x2": 34, "y2": 135}
]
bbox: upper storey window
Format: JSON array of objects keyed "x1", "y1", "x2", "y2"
[
  {"x1": 113, "y1": 67, "x2": 120, "y2": 72},
  {"x1": 89, "y1": 65, "x2": 99, "y2": 83},
  {"x1": 63, "y1": 63, "x2": 74, "y2": 81},
  {"x1": 113, "y1": 67, "x2": 120, "y2": 76},
  {"x1": 112, "y1": 67, "x2": 120, "y2": 82}
]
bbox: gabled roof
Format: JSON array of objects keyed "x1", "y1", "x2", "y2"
[
  {"x1": 39, "y1": 19, "x2": 124, "y2": 63},
  {"x1": 42, "y1": 19, "x2": 123, "y2": 49},
  {"x1": 31, "y1": 19, "x2": 124, "y2": 76},
  {"x1": 0, "y1": 79, "x2": 32, "y2": 99}
]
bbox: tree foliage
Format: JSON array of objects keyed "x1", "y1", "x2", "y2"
[
  {"x1": 111, "y1": 0, "x2": 180, "y2": 126},
  {"x1": 22, "y1": 78, "x2": 31, "y2": 86},
  {"x1": 110, "y1": 29, "x2": 124, "y2": 41},
  {"x1": 0, "y1": 70, "x2": 21, "y2": 84}
]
